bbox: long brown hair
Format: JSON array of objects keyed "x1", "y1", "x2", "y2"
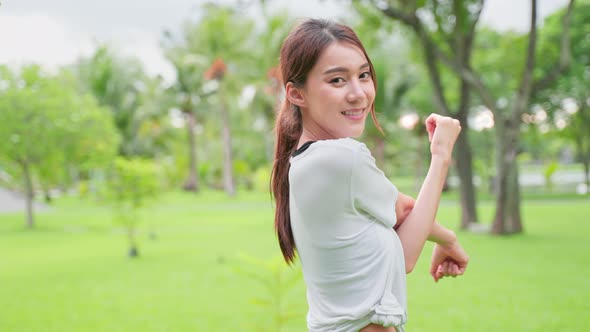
[{"x1": 271, "y1": 18, "x2": 382, "y2": 264}]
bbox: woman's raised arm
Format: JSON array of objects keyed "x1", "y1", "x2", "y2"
[{"x1": 395, "y1": 114, "x2": 461, "y2": 273}]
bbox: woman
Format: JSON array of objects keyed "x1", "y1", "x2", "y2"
[{"x1": 271, "y1": 19, "x2": 469, "y2": 332}]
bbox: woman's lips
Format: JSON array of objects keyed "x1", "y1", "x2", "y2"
[{"x1": 341, "y1": 108, "x2": 365, "y2": 120}]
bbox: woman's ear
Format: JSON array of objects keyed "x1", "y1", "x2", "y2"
[{"x1": 285, "y1": 82, "x2": 306, "y2": 108}]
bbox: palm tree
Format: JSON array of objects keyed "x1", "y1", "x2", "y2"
[
  {"x1": 161, "y1": 42, "x2": 209, "y2": 192},
  {"x1": 165, "y1": 3, "x2": 257, "y2": 196},
  {"x1": 204, "y1": 58, "x2": 235, "y2": 195}
]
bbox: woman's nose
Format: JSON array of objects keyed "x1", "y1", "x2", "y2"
[{"x1": 346, "y1": 80, "x2": 365, "y2": 104}]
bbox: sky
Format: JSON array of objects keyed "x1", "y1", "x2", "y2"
[{"x1": 0, "y1": 0, "x2": 570, "y2": 82}]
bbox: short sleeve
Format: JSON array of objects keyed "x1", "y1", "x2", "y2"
[{"x1": 352, "y1": 143, "x2": 398, "y2": 228}]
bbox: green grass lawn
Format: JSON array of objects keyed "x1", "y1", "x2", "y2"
[{"x1": 1, "y1": 191, "x2": 589, "y2": 331}]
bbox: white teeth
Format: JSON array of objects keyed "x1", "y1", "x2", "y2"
[{"x1": 342, "y1": 110, "x2": 362, "y2": 116}]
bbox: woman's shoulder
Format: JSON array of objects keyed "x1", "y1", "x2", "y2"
[
  {"x1": 291, "y1": 137, "x2": 371, "y2": 162},
  {"x1": 317, "y1": 138, "x2": 375, "y2": 164},
  {"x1": 290, "y1": 138, "x2": 367, "y2": 174},
  {"x1": 291, "y1": 138, "x2": 366, "y2": 161},
  {"x1": 314, "y1": 137, "x2": 366, "y2": 152},
  {"x1": 293, "y1": 138, "x2": 373, "y2": 174}
]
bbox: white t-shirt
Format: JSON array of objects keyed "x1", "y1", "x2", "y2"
[{"x1": 289, "y1": 138, "x2": 407, "y2": 332}]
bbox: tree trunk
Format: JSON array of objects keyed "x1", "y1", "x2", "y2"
[
  {"x1": 183, "y1": 111, "x2": 199, "y2": 192},
  {"x1": 454, "y1": 130, "x2": 478, "y2": 229},
  {"x1": 220, "y1": 103, "x2": 235, "y2": 196},
  {"x1": 492, "y1": 0, "x2": 540, "y2": 234},
  {"x1": 20, "y1": 161, "x2": 35, "y2": 228},
  {"x1": 492, "y1": 116, "x2": 523, "y2": 234},
  {"x1": 455, "y1": 79, "x2": 479, "y2": 229}
]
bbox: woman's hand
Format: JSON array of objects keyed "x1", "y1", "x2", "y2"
[
  {"x1": 425, "y1": 114, "x2": 461, "y2": 163},
  {"x1": 430, "y1": 240, "x2": 469, "y2": 282}
]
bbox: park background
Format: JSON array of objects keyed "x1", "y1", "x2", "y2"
[{"x1": 0, "y1": 0, "x2": 589, "y2": 331}]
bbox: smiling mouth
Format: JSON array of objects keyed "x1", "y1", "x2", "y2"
[{"x1": 341, "y1": 108, "x2": 365, "y2": 116}]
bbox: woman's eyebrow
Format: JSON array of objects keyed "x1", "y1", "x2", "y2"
[{"x1": 322, "y1": 63, "x2": 370, "y2": 75}]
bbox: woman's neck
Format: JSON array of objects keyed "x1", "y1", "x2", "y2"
[{"x1": 297, "y1": 125, "x2": 334, "y2": 149}]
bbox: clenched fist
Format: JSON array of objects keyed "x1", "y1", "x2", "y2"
[{"x1": 425, "y1": 114, "x2": 461, "y2": 163}]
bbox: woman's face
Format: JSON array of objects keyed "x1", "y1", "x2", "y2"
[{"x1": 293, "y1": 42, "x2": 375, "y2": 140}]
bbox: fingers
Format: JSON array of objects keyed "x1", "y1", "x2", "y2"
[
  {"x1": 425, "y1": 113, "x2": 460, "y2": 128},
  {"x1": 431, "y1": 262, "x2": 443, "y2": 282},
  {"x1": 430, "y1": 243, "x2": 448, "y2": 281},
  {"x1": 425, "y1": 113, "x2": 438, "y2": 142},
  {"x1": 425, "y1": 114, "x2": 462, "y2": 147},
  {"x1": 430, "y1": 241, "x2": 469, "y2": 283},
  {"x1": 424, "y1": 113, "x2": 440, "y2": 127},
  {"x1": 430, "y1": 264, "x2": 438, "y2": 281},
  {"x1": 434, "y1": 262, "x2": 447, "y2": 281},
  {"x1": 433, "y1": 260, "x2": 464, "y2": 282}
]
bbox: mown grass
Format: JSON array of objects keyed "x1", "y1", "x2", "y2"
[{"x1": 1, "y1": 190, "x2": 588, "y2": 331}]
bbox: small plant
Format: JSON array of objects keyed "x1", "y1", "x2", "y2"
[
  {"x1": 543, "y1": 161, "x2": 559, "y2": 192},
  {"x1": 233, "y1": 253, "x2": 303, "y2": 331},
  {"x1": 104, "y1": 157, "x2": 161, "y2": 257}
]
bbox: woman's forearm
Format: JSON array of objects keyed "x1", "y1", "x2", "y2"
[
  {"x1": 428, "y1": 222, "x2": 456, "y2": 247},
  {"x1": 396, "y1": 156, "x2": 449, "y2": 273},
  {"x1": 394, "y1": 193, "x2": 456, "y2": 246}
]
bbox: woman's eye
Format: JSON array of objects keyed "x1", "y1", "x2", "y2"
[
  {"x1": 360, "y1": 72, "x2": 371, "y2": 79},
  {"x1": 330, "y1": 77, "x2": 345, "y2": 84}
]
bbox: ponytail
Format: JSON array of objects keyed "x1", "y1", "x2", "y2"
[{"x1": 271, "y1": 98, "x2": 302, "y2": 264}]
